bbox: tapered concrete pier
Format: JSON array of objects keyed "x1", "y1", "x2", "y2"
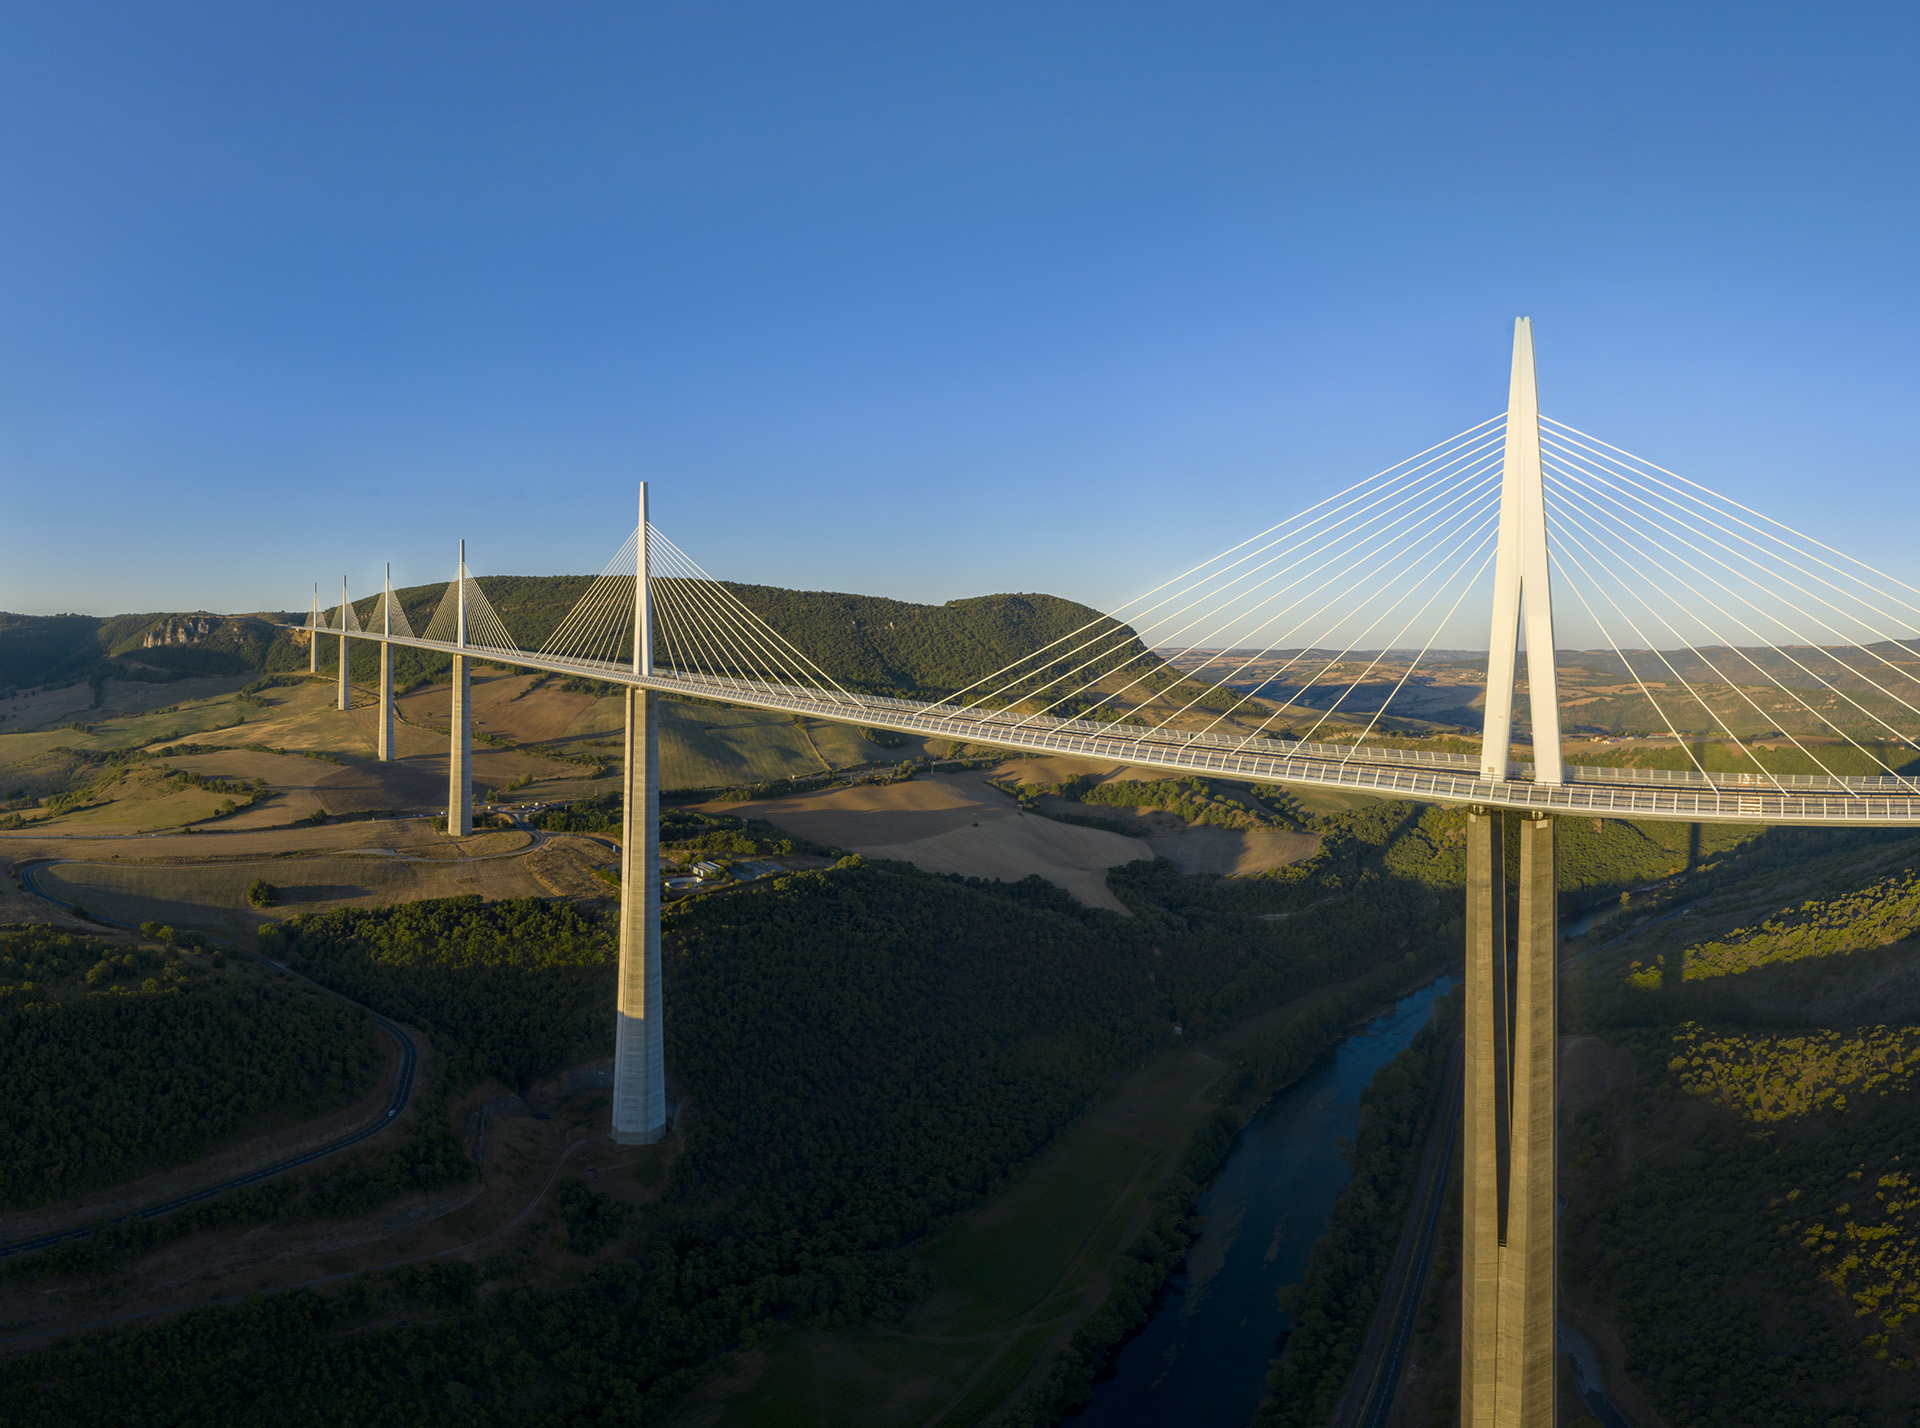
[
  {"x1": 613, "y1": 485, "x2": 667, "y2": 1145},
  {"x1": 447, "y1": 542, "x2": 472, "y2": 837},
  {"x1": 337, "y1": 577, "x2": 352, "y2": 712},
  {"x1": 1462, "y1": 318, "x2": 1561, "y2": 1426},
  {"x1": 378, "y1": 566, "x2": 395, "y2": 763},
  {"x1": 308, "y1": 584, "x2": 319, "y2": 674},
  {"x1": 1461, "y1": 810, "x2": 1557, "y2": 1427}
]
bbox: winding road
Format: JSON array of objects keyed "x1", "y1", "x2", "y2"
[{"x1": 0, "y1": 861, "x2": 421, "y2": 1261}]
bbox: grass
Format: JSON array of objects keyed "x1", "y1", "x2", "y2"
[
  {"x1": 921, "y1": 1127, "x2": 1162, "y2": 1336},
  {"x1": 38, "y1": 781, "x2": 233, "y2": 832},
  {"x1": 654, "y1": 701, "x2": 828, "y2": 790},
  {"x1": 720, "y1": 1335, "x2": 990, "y2": 1428},
  {"x1": 32, "y1": 851, "x2": 546, "y2": 944},
  {"x1": 704, "y1": 1123, "x2": 1173, "y2": 1427},
  {"x1": 2, "y1": 676, "x2": 921, "y2": 829},
  {"x1": 934, "y1": 1323, "x2": 1062, "y2": 1428},
  {"x1": 1285, "y1": 785, "x2": 1387, "y2": 818}
]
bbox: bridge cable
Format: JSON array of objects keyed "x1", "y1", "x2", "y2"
[
  {"x1": 1543, "y1": 538, "x2": 1718, "y2": 786},
  {"x1": 1301, "y1": 521, "x2": 1503, "y2": 746},
  {"x1": 1545, "y1": 466, "x2": 1920, "y2": 790},
  {"x1": 1143, "y1": 458, "x2": 1505, "y2": 736},
  {"x1": 1545, "y1": 454, "x2": 1920, "y2": 752},
  {"x1": 956, "y1": 427, "x2": 1507, "y2": 716},
  {"x1": 1153, "y1": 470, "x2": 1503, "y2": 742},
  {"x1": 1131, "y1": 442, "x2": 1511, "y2": 724},
  {"x1": 1544, "y1": 417, "x2": 1920, "y2": 624},
  {"x1": 1543, "y1": 503, "x2": 1797, "y2": 792},
  {"x1": 1543, "y1": 429, "x2": 1920, "y2": 720},
  {"x1": 924, "y1": 416, "x2": 1507, "y2": 713},
  {"x1": 1002, "y1": 464, "x2": 1502, "y2": 736},
  {"x1": 1339, "y1": 534, "x2": 1502, "y2": 763},
  {"x1": 648, "y1": 529, "x2": 863, "y2": 708},
  {"x1": 1226, "y1": 489, "x2": 1502, "y2": 748},
  {"x1": 979, "y1": 439, "x2": 1506, "y2": 726}
]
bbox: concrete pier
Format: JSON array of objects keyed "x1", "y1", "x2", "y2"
[
  {"x1": 612, "y1": 485, "x2": 667, "y2": 1145},
  {"x1": 446, "y1": 543, "x2": 472, "y2": 837},
  {"x1": 337, "y1": 578, "x2": 352, "y2": 712},
  {"x1": 378, "y1": 642, "x2": 394, "y2": 762},
  {"x1": 612, "y1": 686, "x2": 667, "y2": 1144},
  {"x1": 1462, "y1": 809, "x2": 1557, "y2": 1428},
  {"x1": 447, "y1": 653, "x2": 471, "y2": 835},
  {"x1": 378, "y1": 565, "x2": 395, "y2": 761}
]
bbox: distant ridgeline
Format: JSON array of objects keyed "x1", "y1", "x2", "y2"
[{"x1": 0, "y1": 579, "x2": 1143, "y2": 700}]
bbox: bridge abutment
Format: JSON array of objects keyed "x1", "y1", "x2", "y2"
[
  {"x1": 1463, "y1": 808, "x2": 1556, "y2": 1427},
  {"x1": 612, "y1": 686, "x2": 667, "y2": 1144}
]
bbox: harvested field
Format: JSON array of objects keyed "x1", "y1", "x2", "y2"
[
  {"x1": 313, "y1": 759, "x2": 448, "y2": 815},
  {"x1": 707, "y1": 774, "x2": 1005, "y2": 846},
  {"x1": 857, "y1": 816, "x2": 1147, "y2": 915},
  {"x1": 656, "y1": 701, "x2": 824, "y2": 789},
  {"x1": 707, "y1": 772, "x2": 1150, "y2": 915},
  {"x1": 32, "y1": 844, "x2": 546, "y2": 944},
  {"x1": 1144, "y1": 824, "x2": 1318, "y2": 876}
]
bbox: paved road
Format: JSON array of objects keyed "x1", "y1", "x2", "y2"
[
  {"x1": 1335, "y1": 1040, "x2": 1463, "y2": 1428},
  {"x1": 1358, "y1": 1108, "x2": 1458, "y2": 1427},
  {"x1": 0, "y1": 865, "x2": 421, "y2": 1261}
]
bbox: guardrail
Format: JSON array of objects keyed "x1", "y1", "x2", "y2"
[{"x1": 311, "y1": 632, "x2": 1920, "y2": 827}]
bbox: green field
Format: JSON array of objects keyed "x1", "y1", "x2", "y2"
[
  {"x1": 32, "y1": 849, "x2": 545, "y2": 944},
  {"x1": 0, "y1": 673, "x2": 929, "y2": 833},
  {"x1": 704, "y1": 1122, "x2": 1169, "y2": 1428},
  {"x1": 652, "y1": 700, "x2": 909, "y2": 791}
]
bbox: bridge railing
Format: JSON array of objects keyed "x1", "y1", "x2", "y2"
[{"x1": 310, "y1": 632, "x2": 1920, "y2": 825}]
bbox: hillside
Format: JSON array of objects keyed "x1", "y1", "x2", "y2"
[{"x1": 0, "y1": 580, "x2": 1140, "y2": 703}]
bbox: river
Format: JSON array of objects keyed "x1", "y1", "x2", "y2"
[{"x1": 1071, "y1": 976, "x2": 1457, "y2": 1428}]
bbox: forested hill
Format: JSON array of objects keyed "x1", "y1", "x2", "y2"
[
  {"x1": 0, "y1": 579, "x2": 1144, "y2": 699},
  {"x1": 701, "y1": 584, "x2": 1143, "y2": 697}
]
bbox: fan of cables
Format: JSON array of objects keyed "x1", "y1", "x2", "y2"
[
  {"x1": 358, "y1": 587, "x2": 416, "y2": 640},
  {"x1": 423, "y1": 562, "x2": 519, "y2": 652},
  {"x1": 536, "y1": 525, "x2": 862, "y2": 710},
  {"x1": 1540, "y1": 417, "x2": 1920, "y2": 792},
  {"x1": 918, "y1": 414, "x2": 1511, "y2": 753}
]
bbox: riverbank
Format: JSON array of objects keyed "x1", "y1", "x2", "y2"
[
  {"x1": 669, "y1": 951, "x2": 1453, "y2": 1428},
  {"x1": 1067, "y1": 978, "x2": 1457, "y2": 1428}
]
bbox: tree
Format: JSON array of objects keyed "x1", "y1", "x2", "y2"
[{"x1": 245, "y1": 878, "x2": 280, "y2": 908}]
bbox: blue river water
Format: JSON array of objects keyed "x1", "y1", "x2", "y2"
[{"x1": 1071, "y1": 976, "x2": 1457, "y2": 1428}]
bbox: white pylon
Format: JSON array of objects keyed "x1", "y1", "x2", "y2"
[
  {"x1": 1479, "y1": 318, "x2": 1563, "y2": 785},
  {"x1": 613, "y1": 483, "x2": 667, "y2": 1145},
  {"x1": 447, "y1": 540, "x2": 472, "y2": 837}
]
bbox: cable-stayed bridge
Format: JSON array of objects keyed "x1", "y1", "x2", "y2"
[{"x1": 299, "y1": 321, "x2": 1920, "y2": 1426}]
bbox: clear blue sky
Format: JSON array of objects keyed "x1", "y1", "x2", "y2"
[{"x1": 3, "y1": 2, "x2": 1916, "y2": 631}]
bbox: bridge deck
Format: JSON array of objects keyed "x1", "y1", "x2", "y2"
[{"x1": 331, "y1": 631, "x2": 1920, "y2": 827}]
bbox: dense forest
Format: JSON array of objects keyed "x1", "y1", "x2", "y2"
[
  {"x1": 262, "y1": 897, "x2": 614, "y2": 1092},
  {"x1": 0, "y1": 796, "x2": 1474, "y2": 1425},
  {"x1": 1555, "y1": 818, "x2": 1920, "y2": 1427},
  {"x1": 1256, "y1": 989, "x2": 1461, "y2": 1427},
  {"x1": 0, "y1": 577, "x2": 1141, "y2": 703},
  {"x1": 1641, "y1": 863, "x2": 1920, "y2": 986},
  {"x1": 1565, "y1": 1021, "x2": 1920, "y2": 1426},
  {"x1": 0, "y1": 925, "x2": 380, "y2": 1208}
]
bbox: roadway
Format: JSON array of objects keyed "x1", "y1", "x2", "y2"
[
  {"x1": 304, "y1": 625, "x2": 1920, "y2": 826},
  {"x1": 0, "y1": 864, "x2": 421, "y2": 1261},
  {"x1": 1334, "y1": 1041, "x2": 1462, "y2": 1428}
]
